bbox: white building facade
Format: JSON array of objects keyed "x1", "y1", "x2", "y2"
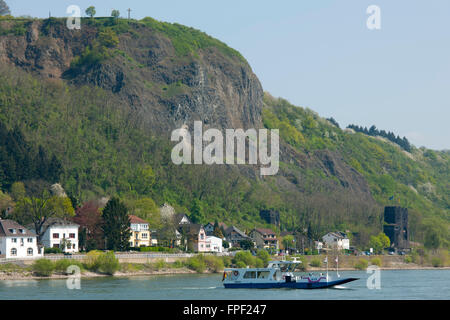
[
  {"x1": 206, "y1": 236, "x2": 223, "y2": 253},
  {"x1": 0, "y1": 219, "x2": 43, "y2": 259},
  {"x1": 40, "y1": 219, "x2": 79, "y2": 253},
  {"x1": 322, "y1": 232, "x2": 350, "y2": 250}
]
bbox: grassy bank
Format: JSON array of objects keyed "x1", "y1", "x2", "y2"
[{"x1": 1, "y1": 249, "x2": 449, "y2": 280}]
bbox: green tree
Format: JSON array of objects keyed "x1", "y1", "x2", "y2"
[
  {"x1": 0, "y1": 190, "x2": 13, "y2": 218},
  {"x1": 98, "y1": 28, "x2": 119, "y2": 48},
  {"x1": 102, "y1": 197, "x2": 131, "y2": 251},
  {"x1": 239, "y1": 239, "x2": 254, "y2": 250},
  {"x1": 424, "y1": 228, "x2": 441, "y2": 250},
  {"x1": 11, "y1": 182, "x2": 26, "y2": 201},
  {"x1": 213, "y1": 220, "x2": 224, "y2": 238},
  {"x1": 13, "y1": 192, "x2": 74, "y2": 244},
  {"x1": 128, "y1": 197, "x2": 160, "y2": 228},
  {"x1": 256, "y1": 249, "x2": 270, "y2": 265},
  {"x1": 378, "y1": 233, "x2": 390, "y2": 249},
  {"x1": 282, "y1": 235, "x2": 294, "y2": 250},
  {"x1": 369, "y1": 232, "x2": 390, "y2": 254},
  {"x1": 132, "y1": 165, "x2": 155, "y2": 195},
  {"x1": 190, "y1": 199, "x2": 205, "y2": 224},
  {"x1": 111, "y1": 9, "x2": 120, "y2": 19},
  {"x1": 85, "y1": 6, "x2": 96, "y2": 18}
]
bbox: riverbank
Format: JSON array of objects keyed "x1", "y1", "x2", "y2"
[
  {"x1": 1, "y1": 257, "x2": 449, "y2": 281},
  {"x1": 0, "y1": 267, "x2": 199, "y2": 281}
]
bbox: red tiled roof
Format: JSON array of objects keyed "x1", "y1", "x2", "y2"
[
  {"x1": 129, "y1": 215, "x2": 148, "y2": 224},
  {"x1": 255, "y1": 228, "x2": 276, "y2": 236}
]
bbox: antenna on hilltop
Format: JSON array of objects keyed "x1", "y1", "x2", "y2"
[{"x1": 127, "y1": 8, "x2": 131, "y2": 20}]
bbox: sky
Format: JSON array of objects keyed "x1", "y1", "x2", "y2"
[{"x1": 7, "y1": 0, "x2": 450, "y2": 150}]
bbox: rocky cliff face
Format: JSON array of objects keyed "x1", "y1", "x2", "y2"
[
  {"x1": 0, "y1": 19, "x2": 263, "y2": 135},
  {"x1": 0, "y1": 17, "x2": 378, "y2": 223}
]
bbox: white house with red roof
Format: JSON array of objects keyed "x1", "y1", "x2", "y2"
[{"x1": 129, "y1": 215, "x2": 150, "y2": 247}]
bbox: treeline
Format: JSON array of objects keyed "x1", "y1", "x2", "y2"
[
  {"x1": 347, "y1": 124, "x2": 412, "y2": 152},
  {"x1": 0, "y1": 121, "x2": 62, "y2": 189}
]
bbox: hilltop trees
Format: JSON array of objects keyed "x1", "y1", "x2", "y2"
[
  {"x1": 0, "y1": 0, "x2": 10, "y2": 16},
  {"x1": 102, "y1": 197, "x2": 131, "y2": 251},
  {"x1": 85, "y1": 6, "x2": 96, "y2": 18},
  {"x1": 347, "y1": 124, "x2": 412, "y2": 152},
  {"x1": 111, "y1": 9, "x2": 120, "y2": 19}
]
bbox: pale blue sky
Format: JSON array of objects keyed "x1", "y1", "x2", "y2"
[{"x1": 8, "y1": 0, "x2": 450, "y2": 150}]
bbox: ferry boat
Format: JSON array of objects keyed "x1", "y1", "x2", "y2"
[{"x1": 222, "y1": 259, "x2": 358, "y2": 289}]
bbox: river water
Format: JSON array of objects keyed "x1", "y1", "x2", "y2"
[{"x1": 0, "y1": 269, "x2": 448, "y2": 300}]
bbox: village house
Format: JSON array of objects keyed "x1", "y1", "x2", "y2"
[
  {"x1": 0, "y1": 219, "x2": 43, "y2": 259},
  {"x1": 35, "y1": 218, "x2": 80, "y2": 253},
  {"x1": 150, "y1": 229, "x2": 158, "y2": 246},
  {"x1": 224, "y1": 226, "x2": 251, "y2": 248},
  {"x1": 175, "y1": 213, "x2": 191, "y2": 225},
  {"x1": 204, "y1": 222, "x2": 215, "y2": 236},
  {"x1": 250, "y1": 228, "x2": 279, "y2": 250},
  {"x1": 178, "y1": 224, "x2": 208, "y2": 252},
  {"x1": 322, "y1": 231, "x2": 350, "y2": 250},
  {"x1": 206, "y1": 236, "x2": 223, "y2": 253},
  {"x1": 129, "y1": 215, "x2": 151, "y2": 248}
]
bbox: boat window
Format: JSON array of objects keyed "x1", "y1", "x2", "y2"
[
  {"x1": 243, "y1": 271, "x2": 257, "y2": 279},
  {"x1": 280, "y1": 265, "x2": 289, "y2": 272},
  {"x1": 257, "y1": 271, "x2": 270, "y2": 279}
]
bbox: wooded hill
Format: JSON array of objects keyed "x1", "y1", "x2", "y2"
[{"x1": 0, "y1": 16, "x2": 448, "y2": 248}]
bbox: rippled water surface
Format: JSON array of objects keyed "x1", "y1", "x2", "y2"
[{"x1": 0, "y1": 269, "x2": 448, "y2": 300}]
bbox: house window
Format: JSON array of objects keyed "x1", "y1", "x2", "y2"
[
  {"x1": 27, "y1": 238, "x2": 33, "y2": 243},
  {"x1": 9, "y1": 228, "x2": 16, "y2": 234},
  {"x1": 141, "y1": 233, "x2": 148, "y2": 239},
  {"x1": 27, "y1": 248, "x2": 33, "y2": 256},
  {"x1": 53, "y1": 244, "x2": 59, "y2": 248},
  {"x1": 53, "y1": 233, "x2": 59, "y2": 239},
  {"x1": 11, "y1": 248, "x2": 17, "y2": 256},
  {"x1": 69, "y1": 233, "x2": 75, "y2": 239},
  {"x1": 19, "y1": 229, "x2": 25, "y2": 234},
  {"x1": 11, "y1": 238, "x2": 17, "y2": 243},
  {"x1": 200, "y1": 234, "x2": 204, "y2": 240}
]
